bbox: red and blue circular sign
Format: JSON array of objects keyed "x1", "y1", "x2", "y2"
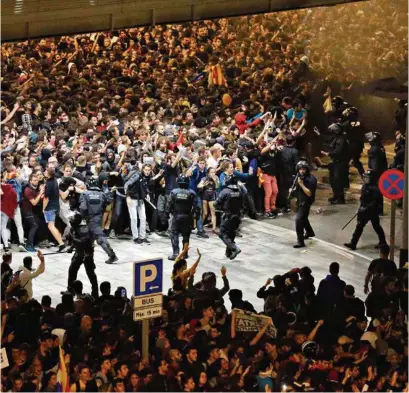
[{"x1": 378, "y1": 169, "x2": 405, "y2": 200}]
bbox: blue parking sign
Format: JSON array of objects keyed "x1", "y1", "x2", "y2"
[{"x1": 133, "y1": 258, "x2": 163, "y2": 297}]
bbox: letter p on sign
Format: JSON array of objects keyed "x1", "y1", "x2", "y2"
[
  {"x1": 140, "y1": 265, "x2": 157, "y2": 292},
  {"x1": 134, "y1": 258, "x2": 163, "y2": 297}
]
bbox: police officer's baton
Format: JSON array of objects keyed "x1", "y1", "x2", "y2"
[
  {"x1": 41, "y1": 251, "x2": 70, "y2": 256},
  {"x1": 341, "y1": 212, "x2": 358, "y2": 230},
  {"x1": 145, "y1": 198, "x2": 157, "y2": 210}
]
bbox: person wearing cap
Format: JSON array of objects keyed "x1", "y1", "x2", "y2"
[{"x1": 17, "y1": 251, "x2": 45, "y2": 299}]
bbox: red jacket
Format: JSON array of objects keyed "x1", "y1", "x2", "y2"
[
  {"x1": 1, "y1": 184, "x2": 18, "y2": 218},
  {"x1": 234, "y1": 113, "x2": 262, "y2": 135}
]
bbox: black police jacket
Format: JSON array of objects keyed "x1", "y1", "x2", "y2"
[
  {"x1": 359, "y1": 183, "x2": 383, "y2": 214},
  {"x1": 215, "y1": 185, "x2": 245, "y2": 215},
  {"x1": 168, "y1": 188, "x2": 196, "y2": 215},
  {"x1": 79, "y1": 188, "x2": 112, "y2": 218},
  {"x1": 295, "y1": 174, "x2": 317, "y2": 205},
  {"x1": 329, "y1": 135, "x2": 348, "y2": 162},
  {"x1": 368, "y1": 145, "x2": 387, "y2": 176}
]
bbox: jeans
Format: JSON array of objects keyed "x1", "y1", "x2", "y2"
[
  {"x1": 23, "y1": 214, "x2": 41, "y2": 247},
  {"x1": 127, "y1": 198, "x2": 147, "y2": 240},
  {"x1": 196, "y1": 196, "x2": 204, "y2": 232},
  {"x1": 12, "y1": 206, "x2": 25, "y2": 244},
  {"x1": 1, "y1": 212, "x2": 10, "y2": 247},
  {"x1": 262, "y1": 173, "x2": 278, "y2": 213}
]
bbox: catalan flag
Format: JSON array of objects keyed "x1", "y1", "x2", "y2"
[
  {"x1": 56, "y1": 346, "x2": 70, "y2": 392},
  {"x1": 208, "y1": 64, "x2": 227, "y2": 87}
]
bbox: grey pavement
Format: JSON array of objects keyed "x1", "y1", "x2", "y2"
[{"x1": 7, "y1": 198, "x2": 396, "y2": 312}]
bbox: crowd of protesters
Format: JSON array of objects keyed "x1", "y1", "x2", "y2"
[
  {"x1": 1, "y1": 247, "x2": 408, "y2": 392},
  {"x1": 1, "y1": 0, "x2": 408, "y2": 390}
]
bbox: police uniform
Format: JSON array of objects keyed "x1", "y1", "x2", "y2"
[
  {"x1": 79, "y1": 178, "x2": 118, "y2": 264},
  {"x1": 342, "y1": 107, "x2": 365, "y2": 179},
  {"x1": 215, "y1": 176, "x2": 246, "y2": 260},
  {"x1": 291, "y1": 161, "x2": 317, "y2": 248},
  {"x1": 344, "y1": 170, "x2": 387, "y2": 250},
  {"x1": 327, "y1": 123, "x2": 349, "y2": 204},
  {"x1": 64, "y1": 214, "x2": 98, "y2": 297},
  {"x1": 168, "y1": 176, "x2": 197, "y2": 260}
]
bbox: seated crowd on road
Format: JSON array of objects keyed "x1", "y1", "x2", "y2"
[{"x1": 0, "y1": 0, "x2": 408, "y2": 391}]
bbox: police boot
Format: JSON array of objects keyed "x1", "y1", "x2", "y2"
[
  {"x1": 183, "y1": 243, "x2": 189, "y2": 259},
  {"x1": 230, "y1": 247, "x2": 242, "y2": 260},
  {"x1": 304, "y1": 231, "x2": 316, "y2": 239},
  {"x1": 344, "y1": 242, "x2": 357, "y2": 250},
  {"x1": 293, "y1": 242, "x2": 306, "y2": 248}
]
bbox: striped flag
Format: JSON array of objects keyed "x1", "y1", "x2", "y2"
[
  {"x1": 208, "y1": 64, "x2": 227, "y2": 87},
  {"x1": 56, "y1": 346, "x2": 70, "y2": 392}
]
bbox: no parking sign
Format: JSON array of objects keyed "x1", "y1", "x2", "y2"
[
  {"x1": 378, "y1": 169, "x2": 405, "y2": 261},
  {"x1": 378, "y1": 169, "x2": 405, "y2": 200}
]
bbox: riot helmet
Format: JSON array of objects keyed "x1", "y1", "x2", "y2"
[
  {"x1": 301, "y1": 340, "x2": 318, "y2": 358},
  {"x1": 69, "y1": 213, "x2": 83, "y2": 227},
  {"x1": 363, "y1": 169, "x2": 376, "y2": 185},
  {"x1": 177, "y1": 175, "x2": 189, "y2": 188},
  {"x1": 296, "y1": 160, "x2": 310, "y2": 179},
  {"x1": 86, "y1": 176, "x2": 101, "y2": 190},
  {"x1": 365, "y1": 131, "x2": 382, "y2": 145},
  {"x1": 342, "y1": 107, "x2": 359, "y2": 122}
]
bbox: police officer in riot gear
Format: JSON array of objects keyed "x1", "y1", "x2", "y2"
[
  {"x1": 366, "y1": 132, "x2": 388, "y2": 182},
  {"x1": 366, "y1": 131, "x2": 388, "y2": 215},
  {"x1": 344, "y1": 169, "x2": 387, "y2": 251},
  {"x1": 62, "y1": 213, "x2": 98, "y2": 298},
  {"x1": 167, "y1": 175, "x2": 198, "y2": 261},
  {"x1": 79, "y1": 177, "x2": 118, "y2": 264},
  {"x1": 289, "y1": 160, "x2": 317, "y2": 248},
  {"x1": 342, "y1": 107, "x2": 365, "y2": 179},
  {"x1": 215, "y1": 175, "x2": 246, "y2": 260},
  {"x1": 321, "y1": 123, "x2": 349, "y2": 204}
]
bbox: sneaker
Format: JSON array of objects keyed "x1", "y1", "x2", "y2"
[
  {"x1": 197, "y1": 231, "x2": 209, "y2": 239},
  {"x1": 58, "y1": 244, "x2": 67, "y2": 252},
  {"x1": 230, "y1": 248, "x2": 242, "y2": 260},
  {"x1": 105, "y1": 255, "x2": 118, "y2": 264},
  {"x1": 25, "y1": 245, "x2": 37, "y2": 252},
  {"x1": 344, "y1": 242, "x2": 357, "y2": 250},
  {"x1": 109, "y1": 230, "x2": 117, "y2": 239},
  {"x1": 18, "y1": 244, "x2": 27, "y2": 252},
  {"x1": 293, "y1": 243, "x2": 306, "y2": 248},
  {"x1": 141, "y1": 238, "x2": 151, "y2": 244},
  {"x1": 134, "y1": 238, "x2": 143, "y2": 244},
  {"x1": 168, "y1": 254, "x2": 178, "y2": 261},
  {"x1": 264, "y1": 212, "x2": 272, "y2": 218}
]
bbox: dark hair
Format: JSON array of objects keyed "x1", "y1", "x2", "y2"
[
  {"x1": 329, "y1": 262, "x2": 340, "y2": 275},
  {"x1": 114, "y1": 361, "x2": 127, "y2": 375},
  {"x1": 2, "y1": 253, "x2": 12, "y2": 263},
  {"x1": 380, "y1": 244, "x2": 390, "y2": 257},
  {"x1": 172, "y1": 259, "x2": 187, "y2": 277},
  {"x1": 112, "y1": 378, "x2": 124, "y2": 389},
  {"x1": 100, "y1": 281, "x2": 110, "y2": 295},
  {"x1": 23, "y1": 256, "x2": 33, "y2": 268},
  {"x1": 344, "y1": 285, "x2": 355, "y2": 296},
  {"x1": 41, "y1": 295, "x2": 52, "y2": 307}
]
